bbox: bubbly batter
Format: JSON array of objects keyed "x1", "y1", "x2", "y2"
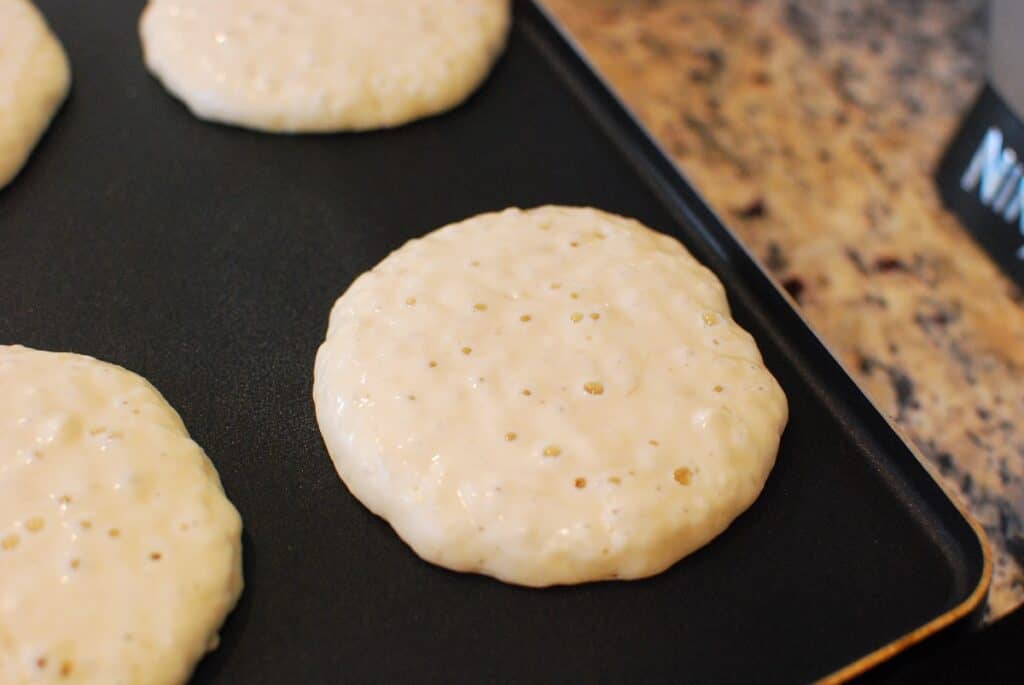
[
  {"x1": 314, "y1": 206, "x2": 788, "y2": 587},
  {"x1": 139, "y1": 0, "x2": 511, "y2": 132},
  {"x1": 0, "y1": 346, "x2": 243, "y2": 685},
  {"x1": 0, "y1": 0, "x2": 71, "y2": 189}
]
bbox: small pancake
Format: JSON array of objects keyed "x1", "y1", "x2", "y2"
[
  {"x1": 314, "y1": 206, "x2": 788, "y2": 587},
  {"x1": 139, "y1": 0, "x2": 511, "y2": 133},
  {"x1": 0, "y1": 0, "x2": 71, "y2": 189},
  {"x1": 0, "y1": 346, "x2": 243, "y2": 684}
]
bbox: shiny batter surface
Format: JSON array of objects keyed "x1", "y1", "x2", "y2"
[
  {"x1": 314, "y1": 206, "x2": 788, "y2": 587},
  {"x1": 139, "y1": 0, "x2": 511, "y2": 132},
  {"x1": 0, "y1": 0, "x2": 70, "y2": 189},
  {"x1": 0, "y1": 346, "x2": 243, "y2": 685}
]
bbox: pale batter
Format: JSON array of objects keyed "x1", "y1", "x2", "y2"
[
  {"x1": 0, "y1": 0, "x2": 71, "y2": 190},
  {"x1": 0, "y1": 346, "x2": 243, "y2": 685},
  {"x1": 314, "y1": 206, "x2": 789, "y2": 587},
  {"x1": 139, "y1": 0, "x2": 511, "y2": 132}
]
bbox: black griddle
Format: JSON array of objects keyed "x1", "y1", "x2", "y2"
[{"x1": 1, "y1": 2, "x2": 989, "y2": 682}]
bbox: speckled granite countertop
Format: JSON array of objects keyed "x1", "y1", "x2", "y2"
[{"x1": 544, "y1": 0, "x2": 1024, "y2": 620}]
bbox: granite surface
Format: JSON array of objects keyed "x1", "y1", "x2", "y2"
[{"x1": 544, "y1": 0, "x2": 1024, "y2": 621}]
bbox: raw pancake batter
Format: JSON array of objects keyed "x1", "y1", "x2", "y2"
[
  {"x1": 0, "y1": 346, "x2": 243, "y2": 685},
  {"x1": 139, "y1": 0, "x2": 511, "y2": 132},
  {"x1": 0, "y1": 0, "x2": 71, "y2": 189},
  {"x1": 314, "y1": 206, "x2": 788, "y2": 587}
]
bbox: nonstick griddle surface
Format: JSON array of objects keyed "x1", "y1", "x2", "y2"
[{"x1": 2, "y1": 2, "x2": 987, "y2": 682}]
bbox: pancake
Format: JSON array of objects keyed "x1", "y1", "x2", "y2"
[
  {"x1": 0, "y1": 0, "x2": 71, "y2": 189},
  {"x1": 0, "y1": 346, "x2": 243, "y2": 684},
  {"x1": 313, "y1": 206, "x2": 788, "y2": 586},
  {"x1": 139, "y1": 0, "x2": 511, "y2": 132}
]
